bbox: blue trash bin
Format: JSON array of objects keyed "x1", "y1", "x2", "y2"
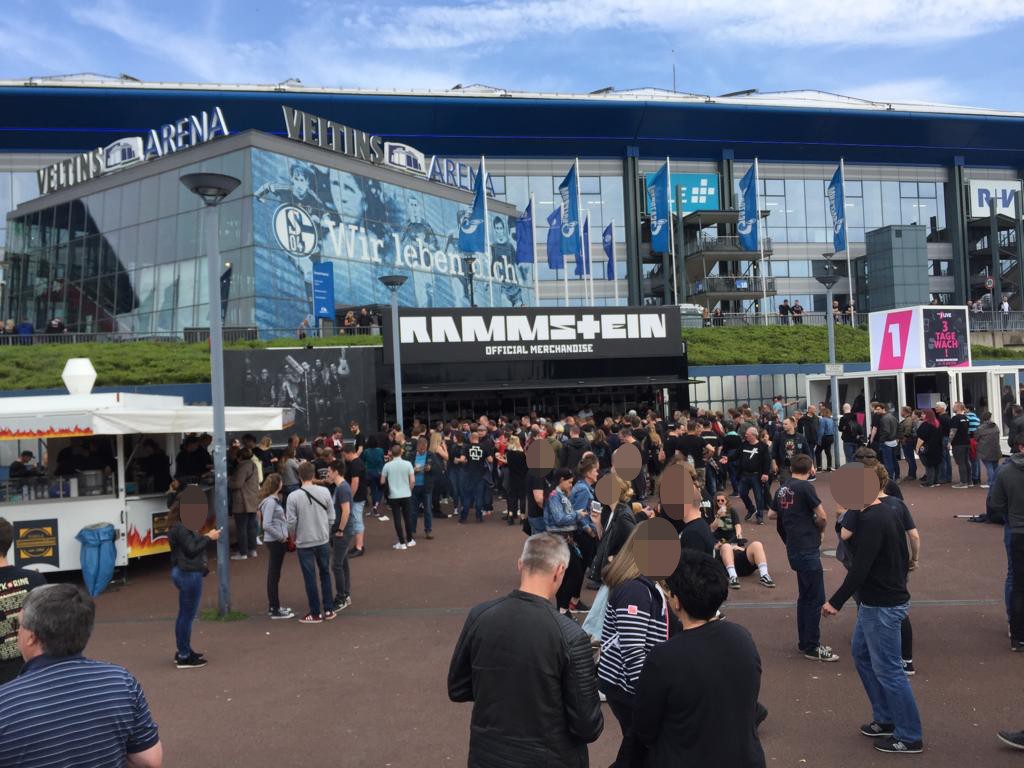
[{"x1": 76, "y1": 523, "x2": 117, "y2": 597}]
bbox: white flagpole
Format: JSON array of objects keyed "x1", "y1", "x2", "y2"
[
  {"x1": 575, "y1": 158, "x2": 584, "y2": 307},
  {"x1": 584, "y1": 212, "x2": 594, "y2": 305},
  {"x1": 530, "y1": 192, "x2": 539, "y2": 306},
  {"x1": 481, "y1": 156, "x2": 493, "y2": 306},
  {"x1": 841, "y1": 157, "x2": 852, "y2": 315},
  {"x1": 666, "y1": 156, "x2": 678, "y2": 303},
  {"x1": 755, "y1": 157, "x2": 767, "y2": 326},
  {"x1": 611, "y1": 218, "x2": 620, "y2": 305}
]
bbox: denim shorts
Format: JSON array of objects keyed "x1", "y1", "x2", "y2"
[{"x1": 349, "y1": 500, "x2": 366, "y2": 534}]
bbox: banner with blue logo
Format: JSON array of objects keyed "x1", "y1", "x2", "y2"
[
  {"x1": 515, "y1": 200, "x2": 533, "y2": 264},
  {"x1": 546, "y1": 208, "x2": 563, "y2": 269},
  {"x1": 644, "y1": 172, "x2": 720, "y2": 213},
  {"x1": 575, "y1": 214, "x2": 591, "y2": 277},
  {"x1": 558, "y1": 164, "x2": 581, "y2": 260},
  {"x1": 458, "y1": 164, "x2": 487, "y2": 253},
  {"x1": 312, "y1": 261, "x2": 335, "y2": 318},
  {"x1": 738, "y1": 164, "x2": 759, "y2": 252},
  {"x1": 648, "y1": 163, "x2": 670, "y2": 253},
  {"x1": 603, "y1": 223, "x2": 615, "y2": 280},
  {"x1": 827, "y1": 164, "x2": 847, "y2": 254}
]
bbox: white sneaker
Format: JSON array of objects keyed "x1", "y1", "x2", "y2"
[
  {"x1": 406, "y1": 539, "x2": 417, "y2": 547},
  {"x1": 598, "y1": 691, "x2": 607, "y2": 702},
  {"x1": 256, "y1": 536, "x2": 263, "y2": 545},
  {"x1": 392, "y1": 542, "x2": 407, "y2": 550},
  {"x1": 229, "y1": 554, "x2": 247, "y2": 561},
  {"x1": 378, "y1": 515, "x2": 390, "y2": 522}
]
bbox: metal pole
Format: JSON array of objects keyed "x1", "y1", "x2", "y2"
[
  {"x1": 841, "y1": 158, "x2": 853, "y2": 310},
  {"x1": 826, "y1": 281, "x2": 842, "y2": 468},
  {"x1": 530, "y1": 193, "x2": 539, "y2": 306},
  {"x1": 755, "y1": 158, "x2": 767, "y2": 325},
  {"x1": 390, "y1": 287, "x2": 404, "y2": 429},
  {"x1": 610, "y1": 217, "x2": 620, "y2": 305},
  {"x1": 203, "y1": 202, "x2": 231, "y2": 617},
  {"x1": 666, "y1": 157, "x2": 679, "y2": 303}
]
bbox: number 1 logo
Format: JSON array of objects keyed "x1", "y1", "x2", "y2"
[{"x1": 878, "y1": 310, "x2": 913, "y2": 370}]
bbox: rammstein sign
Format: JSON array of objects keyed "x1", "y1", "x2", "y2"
[{"x1": 389, "y1": 307, "x2": 683, "y2": 365}]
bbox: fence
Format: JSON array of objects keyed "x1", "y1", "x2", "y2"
[
  {"x1": 682, "y1": 312, "x2": 864, "y2": 329},
  {"x1": 0, "y1": 325, "x2": 384, "y2": 346}
]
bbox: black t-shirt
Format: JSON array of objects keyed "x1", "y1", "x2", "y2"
[
  {"x1": 462, "y1": 443, "x2": 491, "y2": 479},
  {"x1": 720, "y1": 432, "x2": 742, "y2": 460},
  {"x1": 313, "y1": 458, "x2": 330, "y2": 483},
  {"x1": 950, "y1": 414, "x2": 970, "y2": 446},
  {"x1": 527, "y1": 473, "x2": 549, "y2": 518},
  {"x1": 351, "y1": 432, "x2": 366, "y2": 453},
  {"x1": 937, "y1": 412, "x2": 952, "y2": 438},
  {"x1": 779, "y1": 304, "x2": 791, "y2": 316},
  {"x1": 0, "y1": 565, "x2": 47, "y2": 683},
  {"x1": 678, "y1": 434, "x2": 706, "y2": 468},
  {"x1": 771, "y1": 478, "x2": 822, "y2": 553},
  {"x1": 712, "y1": 506, "x2": 741, "y2": 543},
  {"x1": 345, "y1": 456, "x2": 368, "y2": 503},
  {"x1": 700, "y1": 431, "x2": 720, "y2": 457},
  {"x1": 679, "y1": 517, "x2": 716, "y2": 555}
]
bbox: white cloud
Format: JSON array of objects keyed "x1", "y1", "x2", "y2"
[
  {"x1": 839, "y1": 77, "x2": 962, "y2": 105},
  {"x1": 356, "y1": 0, "x2": 1024, "y2": 51}
]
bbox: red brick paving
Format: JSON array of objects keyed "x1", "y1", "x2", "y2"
[{"x1": 76, "y1": 477, "x2": 1022, "y2": 767}]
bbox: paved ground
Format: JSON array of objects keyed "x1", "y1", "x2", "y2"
[{"x1": 77, "y1": 475, "x2": 1023, "y2": 767}]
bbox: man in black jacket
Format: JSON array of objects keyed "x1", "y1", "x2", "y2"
[
  {"x1": 771, "y1": 418, "x2": 812, "y2": 485},
  {"x1": 448, "y1": 533, "x2": 603, "y2": 767},
  {"x1": 738, "y1": 427, "x2": 771, "y2": 524},
  {"x1": 823, "y1": 489, "x2": 923, "y2": 754}
]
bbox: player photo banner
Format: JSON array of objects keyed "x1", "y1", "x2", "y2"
[{"x1": 251, "y1": 149, "x2": 534, "y2": 334}]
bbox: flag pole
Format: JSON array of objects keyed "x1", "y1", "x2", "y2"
[
  {"x1": 575, "y1": 158, "x2": 584, "y2": 306},
  {"x1": 530, "y1": 192, "x2": 539, "y2": 306},
  {"x1": 841, "y1": 157, "x2": 852, "y2": 317},
  {"x1": 481, "y1": 156, "x2": 493, "y2": 306},
  {"x1": 666, "y1": 156, "x2": 678, "y2": 304},
  {"x1": 611, "y1": 218, "x2": 620, "y2": 305},
  {"x1": 755, "y1": 157, "x2": 767, "y2": 326}
]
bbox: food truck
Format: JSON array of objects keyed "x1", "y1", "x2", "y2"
[{"x1": 0, "y1": 359, "x2": 289, "y2": 573}]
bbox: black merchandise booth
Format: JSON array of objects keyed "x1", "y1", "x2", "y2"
[
  {"x1": 379, "y1": 306, "x2": 688, "y2": 425},
  {"x1": 226, "y1": 307, "x2": 688, "y2": 435}
]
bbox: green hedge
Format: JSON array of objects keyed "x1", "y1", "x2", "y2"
[{"x1": 2, "y1": 328, "x2": 1023, "y2": 391}]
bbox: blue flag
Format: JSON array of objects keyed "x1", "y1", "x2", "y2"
[
  {"x1": 575, "y1": 215, "x2": 592, "y2": 276},
  {"x1": 648, "y1": 163, "x2": 671, "y2": 253},
  {"x1": 827, "y1": 165, "x2": 847, "y2": 253},
  {"x1": 558, "y1": 164, "x2": 581, "y2": 259},
  {"x1": 458, "y1": 164, "x2": 487, "y2": 253},
  {"x1": 603, "y1": 223, "x2": 615, "y2": 279},
  {"x1": 738, "y1": 164, "x2": 759, "y2": 251},
  {"x1": 514, "y1": 200, "x2": 533, "y2": 264},
  {"x1": 546, "y1": 208, "x2": 563, "y2": 269}
]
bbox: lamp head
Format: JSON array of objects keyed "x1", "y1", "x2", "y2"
[
  {"x1": 379, "y1": 274, "x2": 408, "y2": 290},
  {"x1": 180, "y1": 172, "x2": 240, "y2": 205}
]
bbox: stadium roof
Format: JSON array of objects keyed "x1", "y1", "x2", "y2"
[{"x1": 6, "y1": 76, "x2": 1022, "y2": 119}]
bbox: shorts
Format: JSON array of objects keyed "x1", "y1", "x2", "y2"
[
  {"x1": 733, "y1": 546, "x2": 757, "y2": 577},
  {"x1": 350, "y1": 500, "x2": 366, "y2": 535}
]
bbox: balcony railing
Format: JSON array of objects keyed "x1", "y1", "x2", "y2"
[
  {"x1": 684, "y1": 234, "x2": 774, "y2": 259},
  {"x1": 682, "y1": 311, "x2": 865, "y2": 329},
  {"x1": 689, "y1": 276, "x2": 777, "y2": 295}
]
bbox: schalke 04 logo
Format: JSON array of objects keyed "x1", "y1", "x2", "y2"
[{"x1": 273, "y1": 204, "x2": 318, "y2": 256}]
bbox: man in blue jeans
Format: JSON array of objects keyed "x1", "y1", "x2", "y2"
[
  {"x1": 824, "y1": 484, "x2": 923, "y2": 754},
  {"x1": 286, "y1": 462, "x2": 336, "y2": 624},
  {"x1": 737, "y1": 427, "x2": 770, "y2": 523},
  {"x1": 771, "y1": 454, "x2": 839, "y2": 663},
  {"x1": 456, "y1": 431, "x2": 492, "y2": 523}
]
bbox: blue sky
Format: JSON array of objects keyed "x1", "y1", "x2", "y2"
[{"x1": 2, "y1": 0, "x2": 1023, "y2": 110}]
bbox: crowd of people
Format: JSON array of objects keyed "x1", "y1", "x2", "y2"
[{"x1": 3, "y1": 391, "x2": 1024, "y2": 765}]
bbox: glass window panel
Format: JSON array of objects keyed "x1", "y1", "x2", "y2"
[
  {"x1": 862, "y1": 181, "x2": 883, "y2": 228},
  {"x1": 504, "y1": 176, "x2": 529, "y2": 208},
  {"x1": 177, "y1": 164, "x2": 202, "y2": 212},
  {"x1": 135, "y1": 267, "x2": 156, "y2": 314},
  {"x1": 765, "y1": 179, "x2": 785, "y2": 196},
  {"x1": 119, "y1": 181, "x2": 140, "y2": 229},
  {"x1": 901, "y1": 199, "x2": 921, "y2": 225},
  {"x1": 849, "y1": 227, "x2": 865, "y2": 242},
  {"x1": 138, "y1": 177, "x2": 159, "y2": 223},
  {"x1": 218, "y1": 199, "x2": 242, "y2": 252},
  {"x1": 158, "y1": 171, "x2": 180, "y2": 217},
  {"x1": 846, "y1": 195, "x2": 864, "y2": 229},
  {"x1": 135, "y1": 221, "x2": 156, "y2": 268},
  {"x1": 38, "y1": 207, "x2": 55, "y2": 247},
  {"x1": 100, "y1": 187, "x2": 122, "y2": 233},
  {"x1": 12, "y1": 173, "x2": 37, "y2": 207},
  {"x1": 789, "y1": 260, "x2": 811, "y2": 277},
  {"x1": 899, "y1": 182, "x2": 919, "y2": 198},
  {"x1": 787, "y1": 228, "x2": 808, "y2": 243},
  {"x1": 490, "y1": 176, "x2": 506, "y2": 196},
  {"x1": 918, "y1": 182, "x2": 936, "y2": 198},
  {"x1": 157, "y1": 215, "x2": 176, "y2": 264},
  {"x1": 601, "y1": 176, "x2": 625, "y2": 227},
  {"x1": 579, "y1": 176, "x2": 600, "y2": 194},
  {"x1": 808, "y1": 228, "x2": 829, "y2": 243},
  {"x1": 84, "y1": 235, "x2": 101, "y2": 278},
  {"x1": 881, "y1": 181, "x2": 901, "y2": 226},
  {"x1": 804, "y1": 179, "x2": 827, "y2": 227},
  {"x1": 846, "y1": 180, "x2": 862, "y2": 197},
  {"x1": 784, "y1": 180, "x2": 806, "y2": 227},
  {"x1": 53, "y1": 203, "x2": 70, "y2": 245}
]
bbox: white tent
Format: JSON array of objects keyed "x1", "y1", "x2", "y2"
[{"x1": 0, "y1": 392, "x2": 291, "y2": 440}]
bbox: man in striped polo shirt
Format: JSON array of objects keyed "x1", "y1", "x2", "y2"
[{"x1": 0, "y1": 583, "x2": 163, "y2": 767}]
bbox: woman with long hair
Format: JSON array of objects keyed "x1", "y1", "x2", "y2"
[
  {"x1": 259, "y1": 472, "x2": 293, "y2": 619},
  {"x1": 817, "y1": 406, "x2": 836, "y2": 472},
  {"x1": 279, "y1": 447, "x2": 301, "y2": 499},
  {"x1": 598, "y1": 526, "x2": 672, "y2": 767},
  {"x1": 644, "y1": 425, "x2": 664, "y2": 494},
  {"x1": 428, "y1": 431, "x2": 451, "y2": 520},
  {"x1": 504, "y1": 435, "x2": 528, "y2": 526},
  {"x1": 915, "y1": 408, "x2": 943, "y2": 487},
  {"x1": 167, "y1": 489, "x2": 222, "y2": 668}
]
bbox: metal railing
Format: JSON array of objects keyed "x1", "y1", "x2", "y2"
[
  {"x1": 682, "y1": 311, "x2": 864, "y2": 329},
  {"x1": 689, "y1": 276, "x2": 777, "y2": 295},
  {"x1": 684, "y1": 234, "x2": 774, "y2": 259},
  {"x1": 969, "y1": 311, "x2": 1024, "y2": 332}
]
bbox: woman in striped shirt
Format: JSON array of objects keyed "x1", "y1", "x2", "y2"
[{"x1": 598, "y1": 527, "x2": 674, "y2": 768}]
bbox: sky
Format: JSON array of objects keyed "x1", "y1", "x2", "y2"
[{"x1": 2, "y1": 0, "x2": 1024, "y2": 111}]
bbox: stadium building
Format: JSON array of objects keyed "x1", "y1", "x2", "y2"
[{"x1": 2, "y1": 75, "x2": 1024, "y2": 334}]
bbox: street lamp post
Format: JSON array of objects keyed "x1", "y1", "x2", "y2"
[
  {"x1": 180, "y1": 172, "x2": 240, "y2": 617},
  {"x1": 379, "y1": 274, "x2": 408, "y2": 430},
  {"x1": 816, "y1": 252, "x2": 842, "y2": 469}
]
